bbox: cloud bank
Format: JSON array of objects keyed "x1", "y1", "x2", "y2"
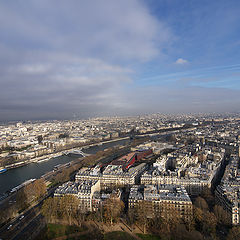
[
  {"x1": 0, "y1": 0, "x2": 239, "y2": 120},
  {"x1": 0, "y1": 0, "x2": 172, "y2": 120}
]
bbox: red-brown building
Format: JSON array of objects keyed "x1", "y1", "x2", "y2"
[{"x1": 111, "y1": 149, "x2": 153, "y2": 170}]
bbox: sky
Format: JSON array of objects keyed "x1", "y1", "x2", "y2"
[{"x1": 0, "y1": 0, "x2": 240, "y2": 121}]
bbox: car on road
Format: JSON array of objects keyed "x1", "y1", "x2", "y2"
[
  {"x1": 19, "y1": 215, "x2": 24, "y2": 220},
  {"x1": 7, "y1": 224, "x2": 12, "y2": 230}
]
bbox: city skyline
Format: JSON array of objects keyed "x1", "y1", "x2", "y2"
[{"x1": 0, "y1": 0, "x2": 240, "y2": 121}]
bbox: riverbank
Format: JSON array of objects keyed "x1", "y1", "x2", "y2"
[
  {"x1": 3, "y1": 136, "x2": 130, "y2": 171},
  {"x1": 0, "y1": 137, "x2": 132, "y2": 197},
  {"x1": 2, "y1": 124, "x2": 195, "y2": 171}
]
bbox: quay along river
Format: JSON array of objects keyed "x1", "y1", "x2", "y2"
[{"x1": 0, "y1": 138, "x2": 131, "y2": 197}]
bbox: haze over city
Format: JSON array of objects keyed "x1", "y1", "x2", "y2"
[{"x1": 0, "y1": 0, "x2": 240, "y2": 121}]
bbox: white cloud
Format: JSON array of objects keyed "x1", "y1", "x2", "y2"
[
  {"x1": 0, "y1": 0, "x2": 174, "y2": 119},
  {"x1": 0, "y1": 0, "x2": 172, "y2": 63},
  {"x1": 176, "y1": 58, "x2": 189, "y2": 65},
  {"x1": 17, "y1": 64, "x2": 51, "y2": 74},
  {"x1": 0, "y1": 51, "x2": 131, "y2": 118}
]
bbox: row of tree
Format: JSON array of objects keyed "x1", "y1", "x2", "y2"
[
  {"x1": 129, "y1": 193, "x2": 237, "y2": 240},
  {"x1": 41, "y1": 195, "x2": 81, "y2": 226},
  {"x1": 124, "y1": 195, "x2": 232, "y2": 240},
  {"x1": 41, "y1": 194, "x2": 125, "y2": 227},
  {"x1": 16, "y1": 179, "x2": 47, "y2": 210},
  {"x1": 0, "y1": 179, "x2": 46, "y2": 225},
  {"x1": 40, "y1": 183, "x2": 240, "y2": 240}
]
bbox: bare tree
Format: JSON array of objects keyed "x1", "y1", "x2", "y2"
[
  {"x1": 41, "y1": 197, "x2": 60, "y2": 223},
  {"x1": 227, "y1": 226, "x2": 240, "y2": 240},
  {"x1": 128, "y1": 207, "x2": 137, "y2": 231},
  {"x1": 59, "y1": 195, "x2": 79, "y2": 225},
  {"x1": 194, "y1": 197, "x2": 209, "y2": 212},
  {"x1": 103, "y1": 195, "x2": 124, "y2": 225},
  {"x1": 24, "y1": 179, "x2": 47, "y2": 203},
  {"x1": 213, "y1": 205, "x2": 229, "y2": 225},
  {"x1": 135, "y1": 201, "x2": 150, "y2": 234}
]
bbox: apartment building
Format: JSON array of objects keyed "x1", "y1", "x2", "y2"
[
  {"x1": 54, "y1": 180, "x2": 100, "y2": 212},
  {"x1": 128, "y1": 184, "x2": 193, "y2": 222}
]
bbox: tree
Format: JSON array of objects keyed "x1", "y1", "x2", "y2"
[
  {"x1": 194, "y1": 197, "x2": 209, "y2": 212},
  {"x1": 200, "y1": 187, "x2": 215, "y2": 209},
  {"x1": 193, "y1": 207, "x2": 204, "y2": 230},
  {"x1": 128, "y1": 207, "x2": 137, "y2": 230},
  {"x1": 185, "y1": 230, "x2": 203, "y2": 240},
  {"x1": 135, "y1": 201, "x2": 151, "y2": 234},
  {"x1": 34, "y1": 179, "x2": 47, "y2": 199},
  {"x1": 148, "y1": 215, "x2": 165, "y2": 236},
  {"x1": 41, "y1": 197, "x2": 60, "y2": 223},
  {"x1": 166, "y1": 134, "x2": 176, "y2": 142},
  {"x1": 42, "y1": 196, "x2": 81, "y2": 225},
  {"x1": 213, "y1": 205, "x2": 229, "y2": 225},
  {"x1": 227, "y1": 226, "x2": 240, "y2": 240},
  {"x1": 202, "y1": 211, "x2": 217, "y2": 236},
  {"x1": 59, "y1": 133, "x2": 69, "y2": 139},
  {"x1": 24, "y1": 179, "x2": 47, "y2": 203},
  {"x1": 59, "y1": 195, "x2": 79, "y2": 225},
  {"x1": 185, "y1": 135, "x2": 196, "y2": 145},
  {"x1": 103, "y1": 196, "x2": 124, "y2": 225},
  {"x1": 193, "y1": 206, "x2": 217, "y2": 236},
  {"x1": 0, "y1": 205, "x2": 17, "y2": 225},
  {"x1": 171, "y1": 223, "x2": 189, "y2": 240},
  {"x1": 16, "y1": 189, "x2": 29, "y2": 210},
  {"x1": 37, "y1": 135, "x2": 43, "y2": 144}
]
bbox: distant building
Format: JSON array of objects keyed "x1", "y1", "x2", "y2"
[{"x1": 141, "y1": 146, "x2": 225, "y2": 196}]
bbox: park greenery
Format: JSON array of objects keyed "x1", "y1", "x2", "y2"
[
  {"x1": 38, "y1": 187, "x2": 240, "y2": 240},
  {"x1": 35, "y1": 223, "x2": 85, "y2": 240}
]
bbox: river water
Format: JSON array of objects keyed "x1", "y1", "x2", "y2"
[{"x1": 0, "y1": 138, "x2": 130, "y2": 197}]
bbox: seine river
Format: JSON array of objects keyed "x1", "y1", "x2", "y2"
[{"x1": 0, "y1": 138, "x2": 130, "y2": 197}]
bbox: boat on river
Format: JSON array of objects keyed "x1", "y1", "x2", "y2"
[{"x1": 0, "y1": 167, "x2": 7, "y2": 174}]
